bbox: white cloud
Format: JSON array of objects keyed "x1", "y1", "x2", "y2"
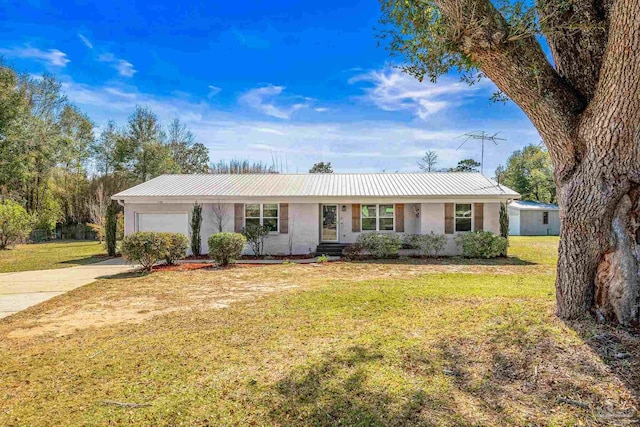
[
  {"x1": 78, "y1": 34, "x2": 93, "y2": 49},
  {"x1": 238, "y1": 85, "x2": 308, "y2": 119},
  {"x1": 351, "y1": 67, "x2": 486, "y2": 119},
  {"x1": 98, "y1": 53, "x2": 136, "y2": 77},
  {"x1": 314, "y1": 107, "x2": 329, "y2": 112},
  {"x1": 0, "y1": 46, "x2": 70, "y2": 67}
]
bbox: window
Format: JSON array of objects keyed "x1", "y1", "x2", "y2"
[
  {"x1": 543, "y1": 211, "x2": 549, "y2": 225},
  {"x1": 455, "y1": 203, "x2": 472, "y2": 232},
  {"x1": 245, "y1": 203, "x2": 279, "y2": 232},
  {"x1": 361, "y1": 204, "x2": 394, "y2": 231}
]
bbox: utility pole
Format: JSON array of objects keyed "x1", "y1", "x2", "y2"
[{"x1": 455, "y1": 131, "x2": 506, "y2": 175}]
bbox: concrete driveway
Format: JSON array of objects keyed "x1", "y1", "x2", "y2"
[{"x1": 0, "y1": 258, "x2": 134, "y2": 319}]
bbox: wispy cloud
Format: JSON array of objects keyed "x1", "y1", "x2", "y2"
[
  {"x1": 61, "y1": 75, "x2": 537, "y2": 173},
  {"x1": 238, "y1": 85, "x2": 308, "y2": 119},
  {"x1": 208, "y1": 85, "x2": 222, "y2": 98},
  {"x1": 98, "y1": 53, "x2": 136, "y2": 77},
  {"x1": 78, "y1": 34, "x2": 93, "y2": 49},
  {"x1": 0, "y1": 46, "x2": 70, "y2": 67},
  {"x1": 351, "y1": 67, "x2": 487, "y2": 119}
]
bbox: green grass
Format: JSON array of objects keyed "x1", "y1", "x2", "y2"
[
  {"x1": 0, "y1": 240, "x2": 106, "y2": 273},
  {"x1": 0, "y1": 236, "x2": 637, "y2": 426}
]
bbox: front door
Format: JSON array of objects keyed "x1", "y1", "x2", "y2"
[{"x1": 321, "y1": 204, "x2": 339, "y2": 242}]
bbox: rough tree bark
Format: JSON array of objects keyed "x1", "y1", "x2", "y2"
[{"x1": 430, "y1": 0, "x2": 640, "y2": 324}]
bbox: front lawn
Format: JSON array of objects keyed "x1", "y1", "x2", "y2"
[
  {"x1": 0, "y1": 240, "x2": 106, "y2": 273},
  {"x1": 0, "y1": 236, "x2": 637, "y2": 426}
]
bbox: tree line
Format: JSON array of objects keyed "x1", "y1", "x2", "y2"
[
  {"x1": 417, "y1": 145, "x2": 556, "y2": 204},
  {"x1": 0, "y1": 62, "x2": 279, "y2": 236}
]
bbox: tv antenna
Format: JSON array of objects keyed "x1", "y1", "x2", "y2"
[{"x1": 455, "y1": 131, "x2": 506, "y2": 175}]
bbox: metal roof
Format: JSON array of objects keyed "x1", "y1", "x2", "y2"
[
  {"x1": 508, "y1": 200, "x2": 559, "y2": 211},
  {"x1": 112, "y1": 173, "x2": 520, "y2": 199}
]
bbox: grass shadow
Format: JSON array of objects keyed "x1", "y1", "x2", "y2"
[
  {"x1": 564, "y1": 318, "x2": 640, "y2": 421},
  {"x1": 95, "y1": 270, "x2": 150, "y2": 280},
  {"x1": 351, "y1": 256, "x2": 536, "y2": 266},
  {"x1": 59, "y1": 255, "x2": 108, "y2": 266}
]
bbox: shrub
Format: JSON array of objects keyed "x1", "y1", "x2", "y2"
[
  {"x1": 344, "y1": 242, "x2": 364, "y2": 261},
  {"x1": 357, "y1": 232, "x2": 402, "y2": 259},
  {"x1": 242, "y1": 223, "x2": 270, "y2": 256},
  {"x1": 208, "y1": 232, "x2": 246, "y2": 266},
  {"x1": 0, "y1": 200, "x2": 33, "y2": 249},
  {"x1": 121, "y1": 232, "x2": 167, "y2": 271},
  {"x1": 404, "y1": 232, "x2": 447, "y2": 257},
  {"x1": 455, "y1": 231, "x2": 508, "y2": 259},
  {"x1": 191, "y1": 203, "x2": 202, "y2": 256},
  {"x1": 159, "y1": 232, "x2": 189, "y2": 265},
  {"x1": 105, "y1": 202, "x2": 117, "y2": 257},
  {"x1": 499, "y1": 202, "x2": 509, "y2": 256},
  {"x1": 317, "y1": 254, "x2": 329, "y2": 263}
]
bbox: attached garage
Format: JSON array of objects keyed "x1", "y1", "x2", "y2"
[{"x1": 137, "y1": 213, "x2": 189, "y2": 236}]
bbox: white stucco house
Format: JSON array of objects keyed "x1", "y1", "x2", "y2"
[
  {"x1": 507, "y1": 200, "x2": 560, "y2": 236},
  {"x1": 112, "y1": 173, "x2": 519, "y2": 256}
]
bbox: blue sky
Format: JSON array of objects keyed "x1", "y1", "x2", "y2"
[{"x1": 1, "y1": 0, "x2": 540, "y2": 173}]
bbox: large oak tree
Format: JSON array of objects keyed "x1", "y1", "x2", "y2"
[{"x1": 381, "y1": 0, "x2": 640, "y2": 324}]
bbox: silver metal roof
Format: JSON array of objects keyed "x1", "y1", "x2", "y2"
[
  {"x1": 508, "y1": 200, "x2": 558, "y2": 211},
  {"x1": 112, "y1": 173, "x2": 519, "y2": 199}
]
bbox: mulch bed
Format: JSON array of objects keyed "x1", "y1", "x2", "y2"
[
  {"x1": 153, "y1": 263, "x2": 215, "y2": 272},
  {"x1": 183, "y1": 254, "x2": 316, "y2": 261}
]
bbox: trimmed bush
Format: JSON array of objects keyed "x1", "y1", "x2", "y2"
[
  {"x1": 455, "y1": 231, "x2": 508, "y2": 258},
  {"x1": 0, "y1": 200, "x2": 33, "y2": 249},
  {"x1": 121, "y1": 232, "x2": 167, "y2": 271},
  {"x1": 208, "y1": 232, "x2": 246, "y2": 266},
  {"x1": 105, "y1": 202, "x2": 117, "y2": 257},
  {"x1": 242, "y1": 223, "x2": 270, "y2": 256},
  {"x1": 344, "y1": 242, "x2": 365, "y2": 261},
  {"x1": 357, "y1": 232, "x2": 402, "y2": 259},
  {"x1": 404, "y1": 232, "x2": 447, "y2": 257},
  {"x1": 160, "y1": 232, "x2": 189, "y2": 265},
  {"x1": 191, "y1": 203, "x2": 202, "y2": 256}
]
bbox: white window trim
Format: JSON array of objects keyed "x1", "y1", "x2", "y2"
[
  {"x1": 454, "y1": 203, "x2": 473, "y2": 233},
  {"x1": 360, "y1": 203, "x2": 395, "y2": 232},
  {"x1": 244, "y1": 203, "x2": 279, "y2": 233}
]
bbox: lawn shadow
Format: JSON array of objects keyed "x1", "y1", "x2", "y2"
[
  {"x1": 352, "y1": 256, "x2": 536, "y2": 266},
  {"x1": 266, "y1": 323, "x2": 637, "y2": 426},
  {"x1": 59, "y1": 255, "x2": 109, "y2": 267},
  {"x1": 95, "y1": 270, "x2": 150, "y2": 280},
  {"x1": 564, "y1": 318, "x2": 640, "y2": 420},
  {"x1": 267, "y1": 345, "x2": 457, "y2": 426}
]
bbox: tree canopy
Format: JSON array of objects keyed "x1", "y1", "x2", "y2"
[
  {"x1": 309, "y1": 162, "x2": 334, "y2": 173},
  {"x1": 449, "y1": 159, "x2": 480, "y2": 172},
  {"x1": 501, "y1": 144, "x2": 555, "y2": 203}
]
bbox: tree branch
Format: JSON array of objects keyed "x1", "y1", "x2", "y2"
[
  {"x1": 432, "y1": 0, "x2": 585, "y2": 180},
  {"x1": 537, "y1": 0, "x2": 610, "y2": 102}
]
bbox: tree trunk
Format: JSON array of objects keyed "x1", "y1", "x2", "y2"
[{"x1": 555, "y1": 163, "x2": 640, "y2": 325}]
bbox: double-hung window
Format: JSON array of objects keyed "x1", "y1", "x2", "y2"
[
  {"x1": 361, "y1": 204, "x2": 394, "y2": 231},
  {"x1": 245, "y1": 203, "x2": 279, "y2": 232},
  {"x1": 542, "y1": 211, "x2": 549, "y2": 225},
  {"x1": 455, "y1": 203, "x2": 472, "y2": 232}
]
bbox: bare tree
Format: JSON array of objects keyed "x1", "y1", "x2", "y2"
[
  {"x1": 417, "y1": 150, "x2": 438, "y2": 172},
  {"x1": 210, "y1": 201, "x2": 230, "y2": 233},
  {"x1": 87, "y1": 183, "x2": 108, "y2": 242}
]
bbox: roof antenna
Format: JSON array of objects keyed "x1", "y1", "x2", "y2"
[{"x1": 455, "y1": 131, "x2": 506, "y2": 175}]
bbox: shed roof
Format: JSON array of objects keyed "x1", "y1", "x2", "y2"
[
  {"x1": 508, "y1": 200, "x2": 559, "y2": 211},
  {"x1": 112, "y1": 173, "x2": 519, "y2": 199}
]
